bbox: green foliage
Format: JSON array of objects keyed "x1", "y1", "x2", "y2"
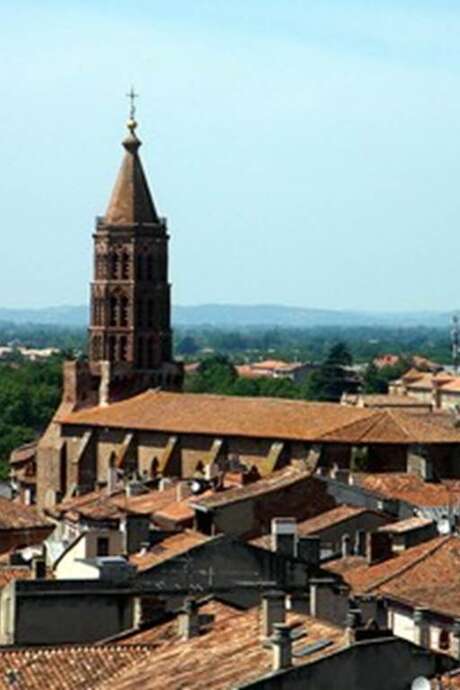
[
  {"x1": 0, "y1": 358, "x2": 62, "y2": 471},
  {"x1": 362, "y1": 359, "x2": 410, "y2": 394},
  {"x1": 306, "y1": 342, "x2": 355, "y2": 402}
]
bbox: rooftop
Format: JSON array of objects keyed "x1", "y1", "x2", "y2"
[
  {"x1": 58, "y1": 390, "x2": 460, "y2": 445},
  {"x1": 129, "y1": 531, "x2": 209, "y2": 572},
  {"x1": 0, "y1": 645, "x2": 154, "y2": 690},
  {"x1": 326, "y1": 535, "x2": 460, "y2": 623},
  {"x1": 354, "y1": 472, "x2": 460, "y2": 508},
  {"x1": 378, "y1": 516, "x2": 434, "y2": 534},
  {"x1": 95, "y1": 600, "x2": 346, "y2": 690},
  {"x1": 0, "y1": 497, "x2": 51, "y2": 532}
]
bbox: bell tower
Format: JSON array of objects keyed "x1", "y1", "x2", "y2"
[{"x1": 88, "y1": 93, "x2": 182, "y2": 396}]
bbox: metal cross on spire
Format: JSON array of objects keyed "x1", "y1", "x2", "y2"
[{"x1": 126, "y1": 87, "x2": 139, "y2": 132}]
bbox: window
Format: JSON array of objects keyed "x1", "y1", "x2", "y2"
[
  {"x1": 109, "y1": 296, "x2": 118, "y2": 326},
  {"x1": 120, "y1": 336, "x2": 128, "y2": 362},
  {"x1": 110, "y1": 253, "x2": 120, "y2": 279},
  {"x1": 120, "y1": 296, "x2": 129, "y2": 327},
  {"x1": 109, "y1": 336, "x2": 117, "y2": 362},
  {"x1": 121, "y1": 252, "x2": 130, "y2": 279},
  {"x1": 96, "y1": 537, "x2": 109, "y2": 557},
  {"x1": 146, "y1": 255, "x2": 154, "y2": 281}
]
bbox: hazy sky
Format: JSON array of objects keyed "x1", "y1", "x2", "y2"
[{"x1": 2, "y1": 0, "x2": 460, "y2": 311}]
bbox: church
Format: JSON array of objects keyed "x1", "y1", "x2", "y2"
[{"x1": 24, "y1": 107, "x2": 460, "y2": 510}]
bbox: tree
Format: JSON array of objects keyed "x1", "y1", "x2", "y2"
[
  {"x1": 177, "y1": 336, "x2": 199, "y2": 356},
  {"x1": 306, "y1": 342, "x2": 355, "y2": 402}
]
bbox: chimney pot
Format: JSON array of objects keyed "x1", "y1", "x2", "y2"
[
  {"x1": 261, "y1": 590, "x2": 286, "y2": 637},
  {"x1": 271, "y1": 623, "x2": 295, "y2": 671},
  {"x1": 271, "y1": 517, "x2": 297, "y2": 558},
  {"x1": 178, "y1": 598, "x2": 200, "y2": 640}
]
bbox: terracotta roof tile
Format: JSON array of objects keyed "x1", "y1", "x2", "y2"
[
  {"x1": 95, "y1": 600, "x2": 346, "y2": 690},
  {"x1": 58, "y1": 391, "x2": 460, "y2": 446},
  {"x1": 0, "y1": 497, "x2": 51, "y2": 531},
  {"x1": 0, "y1": 645, "x2": 154, "y2": 690},
  {"x1": 129, "y1": 531, "x2": 209, "y2": 572},
  {"x1": 324, "y1": 536, "x2": 449, "y2": 596},
  {"x1": 378, "y1": 516, "x2": 434, "y2": 534},
  {"x1": 355, "y1": 472, "x2": 460, "y2": 508}
]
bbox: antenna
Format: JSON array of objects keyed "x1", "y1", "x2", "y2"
[{"x1": 452, "y1": 315, "x2": 460, "y2": 374}]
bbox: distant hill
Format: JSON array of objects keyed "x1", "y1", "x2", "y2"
[{"x1": 0, "y1": 304, "x2": 454, "y2": 329}]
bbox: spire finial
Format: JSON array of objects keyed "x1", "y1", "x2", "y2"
[{"x1": 126, "y1": 86, "x2": 139, "y2": 133}]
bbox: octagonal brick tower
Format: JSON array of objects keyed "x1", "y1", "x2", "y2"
[{"x1": 88, "y1": 115, "x2": 182, "y2": 395}]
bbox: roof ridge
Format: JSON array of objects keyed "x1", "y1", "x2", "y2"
[
  {"x1": 362, "y1": 536, "x2": 451, "y2": 594},
  {"x1": 317, "y1": 409, "x2": 378, "y2": 440},
  {"x1": 384, "y1": 409, "x2": 412, "y2": 441}
]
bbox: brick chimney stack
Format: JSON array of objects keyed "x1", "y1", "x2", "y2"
[{"x1": 261, "y1": 590, "x2": 286, "y2": 638}]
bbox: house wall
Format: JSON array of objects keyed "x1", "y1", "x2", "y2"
[
  {"x1": 205, "y1": 477, "x2": 336, "y2": 540},
  {"x1": 136, "y1": 537, "x2": 314, "y2": 612},
  {"x1": 239, "y1": 637, "x2": 454, "y2": 690},
  {"x1": 0, "y1": 580, "x2": 136, "y2": 645},
  {"x1": 55, "y1": 530, "x2": 124, "y2": 580},
  {"x1": 312, "y1": 512, "x2": 392, "y2": 555}
]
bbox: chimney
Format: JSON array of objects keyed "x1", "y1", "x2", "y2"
[
  {"x1": 366, "y1": 531, "x2": 392, "y2": 565},
  {"x1": 176, "y1": 481, "x2": 192, "y2": 502},
  {"x1": 413, "y1": 607, "x2": 430, "y2": 648},
  {"x1": 32, "y1": 557, "x2": 46, "y2": 580},
  {"x1": 341, "y1": 534, "x2": 352, "y2": 558},
  {"x1": 178, "y1": 598, "x2": 200, "y2": 640},
  {"x1": 271, "y1": 518, "x2": 297, "y2": 558},
  {"x1": 346, "y1": 607, "x2": 363, "y2": 645},
  {"x1": 354, "y1": 530, "x2": 366, "y2": 556},
  {"x1": 271, "y1": 623, "x2": 296, "y2": 672},
  {"x1": 261, "y1": 590, "x2": 285, "y2": 638},
  {"x1": 309, "y1": 578, "x2": 339, "y2": 621},
  {"x1": 297, "y1": 536, "x2": 320, "y2": 567}
]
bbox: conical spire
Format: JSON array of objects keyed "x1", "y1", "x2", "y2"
[{"x1": 104, "y1": 102, "x2": 159, "y2": 226}]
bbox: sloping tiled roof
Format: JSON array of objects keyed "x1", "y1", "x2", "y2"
[
  {"x1": 0, "y1": 645, "x2": 154, "y2": 690},
  {"x1": 376, "y1": 536, "x2": 460, "y2": 618},
  {"x1": 95, "y1": 600, "x2": 346, "y2": 690},
  {"x1": 58, "y1": 390, "x2": 374, "y2": 441},
  {"x1": 190, "y1": 466, "x2": 309, "y2": 510},
  {"x1": 58, "y1": 390, "x2": 460, "y2": 445},
  {"x1": 0, "y1": 497, "x2": 51, "y2": 531},
  {"x1": 378, "y1": 516, "x2": 433, "y2": 534},
  {"x1": 355, "y1": 472, "x2": 460, "y2": 508},
  {"x1": 47, "y1": 486, "x2": 181, "y2": 523},
  {"x1": 294, "y1": 505, "x2": 378, "y2": 535},
  {"x1": 251, "y1": 505, "x2": 377, "y2": 551},
  {"x1": 324, "y1": 536, "x2": 449, "y2": 596},
  {"x1": 129, "y1": 531, "x2": 209, "y2": 572}
]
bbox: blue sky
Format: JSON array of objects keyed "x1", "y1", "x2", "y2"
[{"x1": 2, "y1": 0, "x2": 460, "y2": 310}]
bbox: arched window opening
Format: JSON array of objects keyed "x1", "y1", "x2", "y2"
[
  {"x1": 109, "y1": 296, "x2": 118, "y2": 326},
  {"x1": 120, "y1": 296, "x2": 129, "y2": 327},
  {"x1": 121, "y1": 252, "x2": 130, "y2": 279},
  {"x1": 110, "y1": 252, "x2": 120, "y2": 279},
  {"x1": 136, "y1": 298, "x2": 143, "y2": 328},
  {"x1": 147, "y1": 299, "x2": 154, "y2": 328},
  {"x1": 136, "y1": 255, "x2": 144, "y2": 280},
  {"x1": 146, "y1": 255, "x2": 154, "y2": 281},
  {"x1": 108, "y1": 336, "x2": 117, "y2": 362},
  {"x1": 119, "y1": 336, "x2": 128, "y2": 362}
]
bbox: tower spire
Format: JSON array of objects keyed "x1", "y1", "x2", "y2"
[{"x1": 103, "y1": 89, "x2": 159, "y2": 225}]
